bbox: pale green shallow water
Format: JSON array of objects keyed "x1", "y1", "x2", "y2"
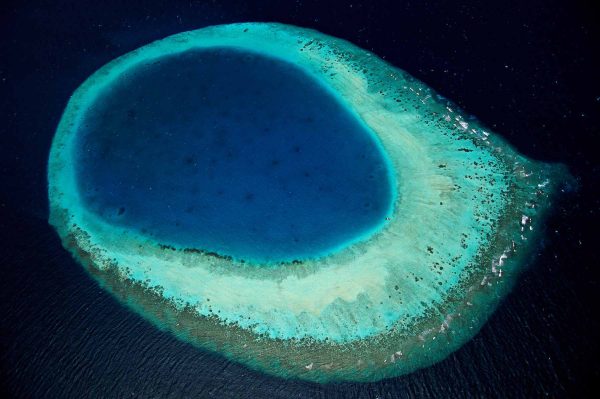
[{"x1": 48, "y1": 22, "x2": 568, "y2": 382}]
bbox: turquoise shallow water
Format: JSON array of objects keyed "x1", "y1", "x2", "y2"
[
  {"x1": 48, "y1": 22, "x2": 568, "y2": 382},
  {"x1": 74, "y1": 47, "x2": 394, "y2": 264}
]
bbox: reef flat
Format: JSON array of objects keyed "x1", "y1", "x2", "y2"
[{"x1": 48, "y1": 22, "x2": 568, "y2": 382}]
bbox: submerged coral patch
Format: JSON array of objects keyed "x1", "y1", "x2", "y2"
[{"x1": 48, "y1": 23, "x2": 567, "y2": 382}]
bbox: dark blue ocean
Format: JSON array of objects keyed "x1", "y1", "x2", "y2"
[{"x1": 1, "y1": 0, "x2": 598, "y2": 397}]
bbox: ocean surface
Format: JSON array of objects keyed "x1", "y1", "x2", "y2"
[{"x1": 1, "y1": 0, "x2": 598, "y2": 397}]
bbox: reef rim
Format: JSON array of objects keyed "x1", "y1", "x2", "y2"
[{"x1": 48, "y1": 22, "x2": 570, "y2": 382}]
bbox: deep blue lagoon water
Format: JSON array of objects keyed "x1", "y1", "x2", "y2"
[{"x1": 75, "y1": 48, "x2": 393, "y2": 263}]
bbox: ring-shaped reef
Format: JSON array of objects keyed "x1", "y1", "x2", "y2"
[{"x1": 49, "y1": 23, "x2": 569, "y2": 382}]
